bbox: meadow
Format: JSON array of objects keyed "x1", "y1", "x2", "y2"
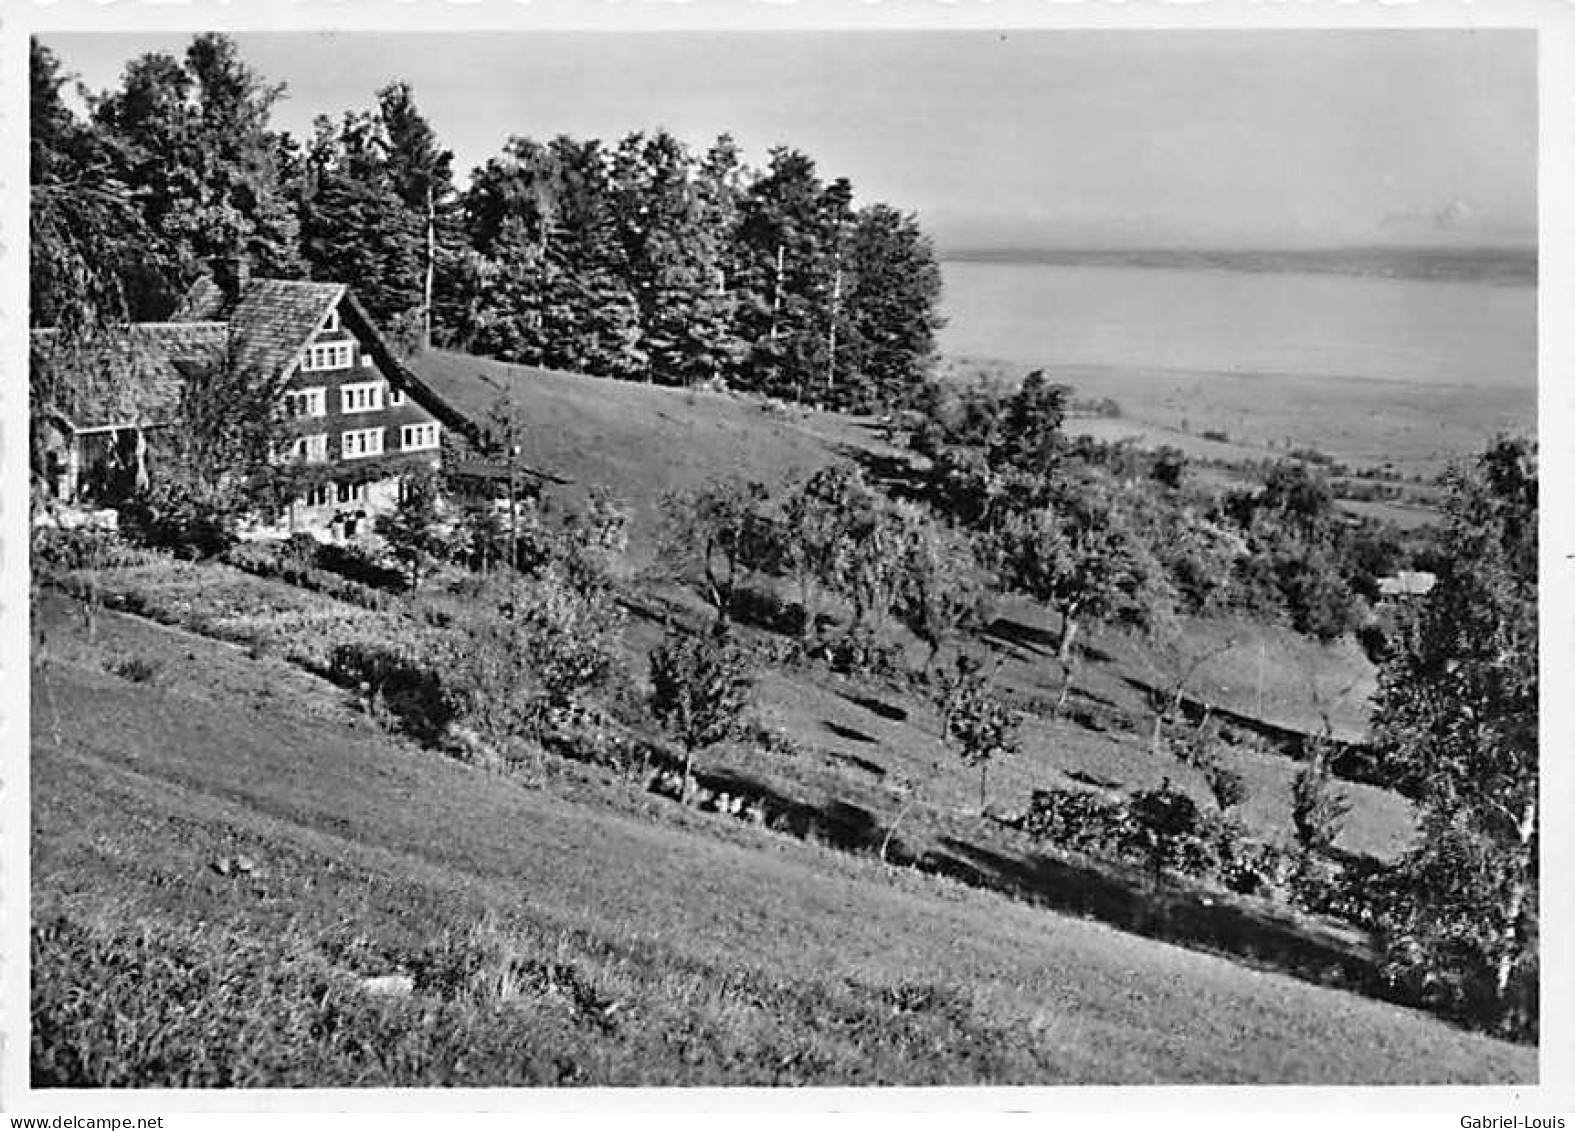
[
  {"x1": 31, "y1": 346, "x2": 1539, "y2": 1084},
  {"x1": 31, "y1": 589, "x2": 1532, "y2": 1086}
]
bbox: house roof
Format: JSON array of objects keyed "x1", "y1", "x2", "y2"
[
  {"x1": 338, "y1": 292, "x2": 482, "y2": 445},
  {"x1": 35, "y1": 275, "x2": 479, "y2": 449},
  {"x1": 31, "y1": 323, "x2": 228, "y2": 431},
  {"x1": 173, "y1": 277, "x2": 345, "y2": 385},
  {"x1": 444, "y1": 457, "x2": 569, "y2": 487}
]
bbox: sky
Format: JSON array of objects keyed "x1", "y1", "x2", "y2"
[{"x1": 44, "y1": 30, "x2": 1537, "y2": 251}]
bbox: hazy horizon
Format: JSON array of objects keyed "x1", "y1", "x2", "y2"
[{"x1": 42, "y1": 30, "x2": 1537, "y2": 252}]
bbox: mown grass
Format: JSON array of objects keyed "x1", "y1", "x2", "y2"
[{"x1": 30, "y1": 593, "x2": 1534, "y2": 1084}]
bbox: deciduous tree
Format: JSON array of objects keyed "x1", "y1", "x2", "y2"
[
  {"x1": 1370, "y1": 436, "x2": 1538, "y2": 1035},
  {"x1": 648, "y1": 627, "x2": 752, "y2": 803}
]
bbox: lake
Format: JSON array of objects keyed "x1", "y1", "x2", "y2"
[{"x1": 937, "y1": 260, "x2": 1536, "y2": 390}]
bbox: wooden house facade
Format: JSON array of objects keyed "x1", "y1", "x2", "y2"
[{"x1": 32, "y1": 266, "x2": 471, "y2": 540}]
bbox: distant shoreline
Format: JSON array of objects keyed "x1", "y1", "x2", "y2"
[{"x1": 939, "y1": 245, "x2": 1538, "y2": 287}]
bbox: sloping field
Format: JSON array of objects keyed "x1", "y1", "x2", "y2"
[
  {"x1": 413, "y1": 350, "x2": 895, "y2": 560},
  {"x1": 31, "y1": 594, "x2": 1532, "y2": 1085},
  {"x1": 413, "y1": 349, "x2": 1381, "y2": 741}
]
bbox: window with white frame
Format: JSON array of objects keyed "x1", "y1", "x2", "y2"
[
  {"x1": 323, "y1": 308, "x2": 341, "y2": 333},
  {"x1": 301, "y1": 342, "x2": 353, "y2": 372},
  {"x1": 291, "y1": 433, "x2": 329, "y2": 464},
  {"x1": 304, "y1": 483, "x2": 331, "y2": 508},
  {"x1": 339, "y1": 381, "x2": 384, "y2": 414},
  {"x1": 284, "y1": 387, "x2": 326, "y2": 418},
  {"x1": 337, "y1": 480, "x2": 367, "y2": 504},
  {"x1": 400, "y1": 422, "x2": 440, "y2": 451},
  {"x1": 340, "y1": 427, "x2": 385, "y2": 460},
  {"x1": 387, "y1": 386, "x2": 406, "y2": 407}
]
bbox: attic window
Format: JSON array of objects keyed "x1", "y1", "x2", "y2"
[
  {"x1": 302, "y1": 342, "x2": 353, "y2": 372},
  {"x1": 388, "y1": 387, "x2": 407, "y2": 407},
  {"x1": 324, "y1": 308, "x2": 340, "y2": 332}
]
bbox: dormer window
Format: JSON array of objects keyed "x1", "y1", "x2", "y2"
[
  {"x1": 388, "y1": 387, "x2": 407, "y2": 407},
  {"x1": 302, "y1": 342, "x2": 353, "y2": 372},
  {"x1": 323, "y1": 308, "x2": 341, "y2": 333}
]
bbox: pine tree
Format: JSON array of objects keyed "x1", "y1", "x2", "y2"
[
  {"x1": 294, "y1": 112, "x2": 425, "y2": 332},
  {"x1": 611, "y1": 130, "x2": 739, "y2": 386},
  {"x1": 841, "y1": 203, "x2": 944, "y2": 410}
]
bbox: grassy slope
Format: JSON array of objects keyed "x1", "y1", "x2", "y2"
[
  {"x1": 414, "y1": 350, "x2": 893, "y2": 561},
  {"x1": 416, "y1": 348, "x2": 1378, "y2": 737},
  {"x1": 31, "y1": 595, "x2": 1532, "y2": 1085}
]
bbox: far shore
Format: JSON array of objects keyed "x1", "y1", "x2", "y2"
[{"x1": 938, "y1": 245, "x2": 1537, "y2": 287}]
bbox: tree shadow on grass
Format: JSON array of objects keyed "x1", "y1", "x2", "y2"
[
  {"x1": 983, "y1": 616, "x2": 1113, "y2": 666},
  {"x1": 823, "y1": 720, "x2": 878, "y2": 745},
  {"x1": 926, "y1": 834, "x2": 1384, "y2": 1000},
  {"x1": 834, "y1": 444, "x2": 932, "y2": 508},
  {"x1": 826, "y1": 750, "x2": 887, "y2": 778},
  {"x1": 696, "y1": 767, "x2": 888, "y2": 855},
  {"x1": 1065, "y1": 769, "x2": 1124, "y2": 791},
  {"x1": 838, "y1": 691, "x2": 909, "y2": 723}
]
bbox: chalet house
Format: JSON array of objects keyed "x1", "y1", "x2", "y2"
[{"x1": 31, "y1": 263, "x2": 471, "y2": 540}]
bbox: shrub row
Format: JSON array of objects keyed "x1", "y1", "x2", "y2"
[
  {"x1": 224, "y1": 541, "x2": 399, "y2": 612},
  {"x1": 1015, "y1": 786, "x2": 1299, "y2": 901}
]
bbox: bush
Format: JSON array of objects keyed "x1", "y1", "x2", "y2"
[
  {"x1": 1291, "y1": 744, "x2": 1351, "y2": 856},
  {"x1": 315, "y1": 542, "x2": 407, "y2": 592},
  {"x1": 1017, "y1": 788, "x2": 1132, "y2": 856},
  {"x1": 328, "y1": 639, "x2": 461, "y2": 743},
  {"x1": 33, "y1": 527, "x2": 154, "y2": 572},
  {"x1": 817, "y1": 625, "x2": 903, "y2": 679},
  {"x1": 1216, "y1": 838, "x2": 1296, "y2": 899},
  {"x1": 447, "y1": 571, "x2": 628, "y2": 752},
  {"x1": 1128, "y1": 781, "x2": 1214, "y2": 878},
  {"x1": 119, "y1": 482, "x2": 240, "y2": 560},
  {"x1": 107, "y1": 656, "x2": 162, "y2": 684}
]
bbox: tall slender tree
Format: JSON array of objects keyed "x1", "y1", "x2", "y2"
[{"x1": 1370, "y1": 436, "x2": 1538, "y2": 1035}]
